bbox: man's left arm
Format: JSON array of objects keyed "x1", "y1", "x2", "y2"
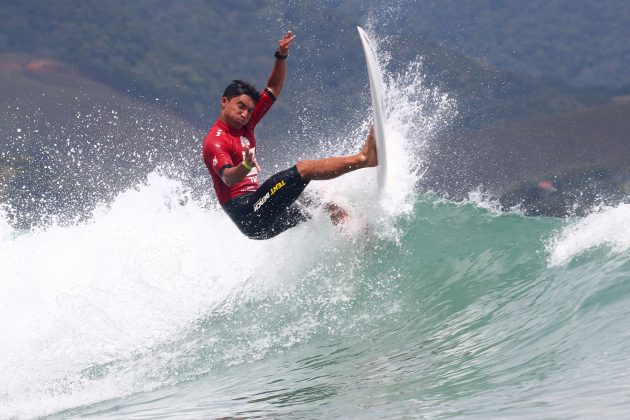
[{"x1": 265, "y1": 31, "x2": 295, "y2": 98}]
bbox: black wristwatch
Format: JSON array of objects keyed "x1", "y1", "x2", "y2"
[{"x1": 274, "y1": 49, "x2": 288, "y2": 59}]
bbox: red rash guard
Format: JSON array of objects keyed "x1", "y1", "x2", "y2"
[{"x1": 202, "y1": 89, "x2": 275, "y2": 204}]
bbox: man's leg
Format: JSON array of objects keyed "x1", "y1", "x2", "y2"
[
  {"x1": 296, "y1": 128, "x2": 377, "y2": 181},
  {"x1": 295, "y1": 128, "x2": 377, "y2": 224},
  {"x1": 229, "y1": 129, "x2": 377, "y2": 238}
]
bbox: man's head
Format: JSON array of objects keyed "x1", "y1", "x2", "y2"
[{"x1": 219, "y1": 80, "x2": 260, "y2": 130}]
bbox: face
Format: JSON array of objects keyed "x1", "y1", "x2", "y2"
[{"x1": 220, "y1": 94, "x2": 256, "y2": 130}]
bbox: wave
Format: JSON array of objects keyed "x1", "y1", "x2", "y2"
[
  {"x1": 0, "y1": 162, "x2": 412, "y2": 417},
  {"x1": 3, "y1": 174, "x2": 630, "y2": 417},
  {"x1": 547, "y1": 203, "x2": 630, "y2": 266},
  {"x1": 3, "y1": 26, "x2": 629, "y2": 419}
]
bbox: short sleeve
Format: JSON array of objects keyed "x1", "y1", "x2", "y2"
[
  {"x1": 247, "y1": 88, "x2": 276, "y2": 129},
  {"x1": 205, "y1": 137, "x2": 233, "y2": 176}
]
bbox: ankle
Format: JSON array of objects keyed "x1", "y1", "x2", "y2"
[{"x1": 355, "y1": 152, "x2": 368, "y2": 168}]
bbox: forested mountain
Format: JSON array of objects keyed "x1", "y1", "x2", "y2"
[
  {"x1": 0, "y1": 53, "x2": 201, "y2": 226},
  {"x1": 1, "y1": 0, "x2": 627, "y2": 225},
  {"x1": 0, "y1": 0, "x2": 615, "y2": 130},
  {"x1": 326, "y1": 0, "x2": 630, "y2": 88}
]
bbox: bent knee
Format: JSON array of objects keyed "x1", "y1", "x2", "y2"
[{"x1": 296, "y1": 160, "x2": 309, "y2": 179}]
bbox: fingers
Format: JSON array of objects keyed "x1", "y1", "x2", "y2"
[
  {"x1": 246, "y1": 146, "x2": 254, "y2": 160},
  {"x1": 278, "y1": 31, "x2": 295, "y2": 53},
  {"x1": 243, "y1": 145, "x2": 259, "y2": 171}
]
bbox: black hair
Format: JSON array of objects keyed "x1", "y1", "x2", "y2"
[{"x1": 222, "y1": 80, "x2": 260, "y2": 103}]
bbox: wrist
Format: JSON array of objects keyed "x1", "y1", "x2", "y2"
[
  {"x1": 274, "y1": 49, "x2": 288, "y2": 59},
  {"x1": 242, "y1": 160, "x2": 254, "y2": 170}
]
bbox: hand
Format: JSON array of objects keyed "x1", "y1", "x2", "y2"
[
  {"x1": 243, "y1": 145, "x2": 262, "y2": 172},
  {"x1": 277, "y1": 31, "x2": 295, "y2": 56}
]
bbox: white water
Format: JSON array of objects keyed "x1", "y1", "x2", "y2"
[
  {"x1": 1, "y1": 175, "x2": 238, "y2": 416},
  {"x1": 0, "y1": 29, "x2": 456, "y2": 417},
  {"x1": 547, "y1": 203, "x2": 630, "y2": 266},
  {"x1": 1, "y1": 173, "x2": 367, "y2": 416},
  {"x1": 0, "y1": 170, "x2": 394, "y2": 417}
]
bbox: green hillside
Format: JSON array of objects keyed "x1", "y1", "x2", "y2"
[
  {"x1": 327, "y1": 0, "x2": 630, "y2": 88},
  {"x1": 423, "y1": 99, "x2": 630, "y2": 200},
  {"x1": 1, "y1": 0, "x2": 626, "y2": 225},
  {"x1": 0, "y1": 0, "x2": 272, "y2": 125},
  {"x1": 0, "y1": 53, "x2": 203, "y2": 227},
  {"x1": 0, "y1": 0, "x2": 612, "y2": 130}
]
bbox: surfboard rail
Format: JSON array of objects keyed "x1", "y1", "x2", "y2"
[{"x1": 357, "y1": 26, "x2": 388, "y2": 190}]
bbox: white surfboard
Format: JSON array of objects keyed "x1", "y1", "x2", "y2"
[{"x1": 357, "y1": 26, "x2": 388, "y2": 190}]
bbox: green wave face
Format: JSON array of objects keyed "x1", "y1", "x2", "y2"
[{"x1": 74, "y1": 198, "x2": 630, "y2": 418}]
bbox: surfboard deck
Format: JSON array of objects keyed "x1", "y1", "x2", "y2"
[{"x1": 357, "y1": 26, "x2": 388, "y2": 190}]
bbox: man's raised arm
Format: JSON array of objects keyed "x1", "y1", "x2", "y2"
[{"x1": 265, "y1": 31, "x2": 295, "y2": 98}]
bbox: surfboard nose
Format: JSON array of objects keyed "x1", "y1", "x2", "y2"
[{"x1": 357, "y1": 26, "x2": 388, "y2": 189}]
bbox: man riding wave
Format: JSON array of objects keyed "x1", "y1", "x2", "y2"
[{"x1": 202, "y1": 31, "x2": 377, "y2": 239}]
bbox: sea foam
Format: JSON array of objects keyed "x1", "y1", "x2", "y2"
[{"x1": 547, "y1": 203, "x2": 630, "y2": 266}]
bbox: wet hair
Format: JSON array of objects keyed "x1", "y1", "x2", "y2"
[{"x1": 222, "y1": 80, "x2": 260, "y2": 103}]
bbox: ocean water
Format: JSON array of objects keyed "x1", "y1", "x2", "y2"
[
  {"x1": 3, "y1": 31, "x2": 630, "y2": 419},
  {"x1": 3, "y1": 181, "x2": 630, "y2": 419}
]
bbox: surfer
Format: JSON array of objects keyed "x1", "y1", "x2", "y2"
[{"x1": 202, "y1": 31, "x2": 377, "y2": 239}]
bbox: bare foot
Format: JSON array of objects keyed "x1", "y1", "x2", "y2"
[
  {"x1": 325, "y1": 203, "x2": 349, "y2": 225},
  {"x1": 360, "y1": 126, "x2": 378, "y2": 167}
]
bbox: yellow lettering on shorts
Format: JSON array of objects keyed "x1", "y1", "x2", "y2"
[{"x1": 270, "y1": 180, "x2": 286, "y2": 195}]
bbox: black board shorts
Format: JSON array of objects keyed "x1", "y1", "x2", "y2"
[{"x1": 222, "y1": 166, "x2": 311, "y2": 239}]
